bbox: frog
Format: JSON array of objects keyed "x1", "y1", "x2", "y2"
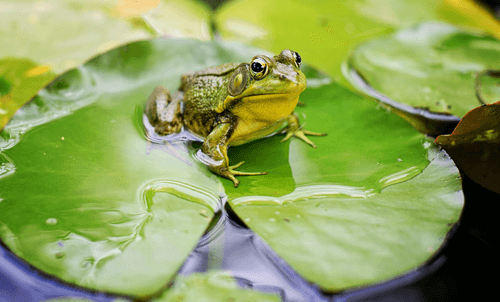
[{"x1": 145, "y1": 49, "x2": 325, "y2": 187}]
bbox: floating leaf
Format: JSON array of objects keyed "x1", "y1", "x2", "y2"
[
  {"x1": 214, "y1": 0, "x2": 500, "y2": 86},
  {"x1": 0, "y1": 0, "x2": 153, "y2": 73},
  {"x1": 436, "y1": 101, "x2": 500, "y2": 194},
  {"x1": 0, "y1": 58, "x2": 56, "y2": 131},
  {"x1": 0, "y1": 39, "x2": 463, "y2": 296},
  {"x1": 225, "y1": 82, "x2": 463, "y2": 291},
  {"x1": 142, "y1": 0, "x2": 212, "y2": 39},
  {"x1": 0, "y1": 39, "x2": 234, "y2": 298},
  {"x1": 155, "y1": 271, "x2": 281, "y2": 302},
  {"x1": 0, "y1": 0, "x2": 212, "y2": 130},
  {"x1": 346, "y1": 22, "x2": 500, "y2": 134}
]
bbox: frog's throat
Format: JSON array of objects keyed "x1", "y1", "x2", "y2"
[
  {"x1": 230, "y1": 93, "x2": 300, "y2": 124},
  {"x1": 219, "y1": 92, "x2": 301, "y2": 114}
]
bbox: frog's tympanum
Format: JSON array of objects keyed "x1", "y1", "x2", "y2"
[{"x1": 145, "y1": 50, "x2": 325, "y2": 187}]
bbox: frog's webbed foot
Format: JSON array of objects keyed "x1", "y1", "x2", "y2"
[
  {"x1": 282, "y1": 112, "x2": 326, "y2": 148},
  {"x1": 221, "y1": 161, "x2": 267, "y2": 187},
  {"x1": 201, "y1": 123, "x2": 267, "y2": 187}
]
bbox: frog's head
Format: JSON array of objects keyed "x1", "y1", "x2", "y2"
[{"x1": 227, "y1": 49, "x2": 306, "y2": 98}]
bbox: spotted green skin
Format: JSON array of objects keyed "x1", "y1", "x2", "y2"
[{"x1": 145, "y1": 50, "x2": 325, "y2": 187}]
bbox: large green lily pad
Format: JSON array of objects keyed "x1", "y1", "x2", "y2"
[
  {"x1": 0, "y1": 38, "x2": 463, "y2": 296},
  {"x1": 224, "y1": 70, "x2": 463, "y2": 291},
  {"x1": 346, "y1": 22, "x2": 500, "y2": 133},
  {"x1": 214, "y1": 0, "x2": 500, "y2": 86},
  {"x1": 0, "y1": 0, "x2": 212, "y2": 130}
]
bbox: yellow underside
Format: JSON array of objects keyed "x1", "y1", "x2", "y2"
[{"x1": 229, "y1": 93, "x2": 299, "y2": 145}]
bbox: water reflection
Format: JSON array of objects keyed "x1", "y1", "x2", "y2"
[{"x1": 177, "y1": 207, "x2": 329, "y2": 302}]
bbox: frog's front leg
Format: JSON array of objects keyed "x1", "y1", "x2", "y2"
[
  {"x1": 281, "y1": 112, "x2": 326, "y2": 148},
  {"x1": 145, "y1": 86, "x2": 183, "y2": 135},
  {"x1": 199, "y1": 121, "x2": 267, "y2": 187}
]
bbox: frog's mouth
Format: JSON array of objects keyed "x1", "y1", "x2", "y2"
[{"x1": 242, "y1": 80, "x2": 307, "y2": 99}]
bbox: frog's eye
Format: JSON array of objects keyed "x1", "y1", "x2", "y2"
[
  {"x1": 292, "y1": 51, "x2": 301, "y2": 68},
  {"x1": 250, "y1": 57, "x2": 268, "y2": 79}
]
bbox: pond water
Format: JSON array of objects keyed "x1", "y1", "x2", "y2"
[{"x1": 1, "y1": 205, "x2": 447, "y2": 302}]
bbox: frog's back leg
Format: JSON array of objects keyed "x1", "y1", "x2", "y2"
[{"x1": 145, "y1": 86, "x2": 183, "y2": 135}]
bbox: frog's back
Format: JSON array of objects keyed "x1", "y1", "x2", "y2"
[
  {"x1": 194, "y1": 63, "x2": 240, "y2": 76},
  {"x1": 181, "y1": 63, "x2": 241, "y2": 136},
  {"x1": 181, "y1": 63, "x2": 240, "y2": 109}
]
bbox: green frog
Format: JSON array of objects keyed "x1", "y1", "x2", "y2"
[{"x1": 145, "y1": 49, "x2": 325, "y2": 187}]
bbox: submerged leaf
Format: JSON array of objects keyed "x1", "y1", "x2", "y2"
[
  {"x1": 156, "y1": 271, "x2": 281, "y2": 302},
  {"x1": 436, "y1": 101, "x2": 500, "y2": 194}
]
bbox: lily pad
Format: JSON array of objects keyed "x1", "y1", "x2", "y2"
[
  {"x1": 436, "y1": 101, "x2": 500, "y2": 194},
  {"x1": 214, "y1": 0, "x2": 500, "y2": 86},
  {"x1": 0, "y1": 39, "x2": 233, "y2": 298},
  {"x1": 0, "y1": 58, "x2": 56, "y2": 131},
  {"x1": 346, "y1": 22, "x2": 500, "y2": 134},
  {"x1": 225, "y1": 80, "x2": 463, "y2": 291},
  {"x1": 155, "y1": 271, "x2": 281, "y2": 302},
  {"x1": 0, "y1": 38, "x2": 463, "y2": 296},
  {"x1": 0, "y1": 0, "x2": 212, "y2": 130},
  {"x1": 0, "y1": 0, "x2": 152, "y2": 72}
]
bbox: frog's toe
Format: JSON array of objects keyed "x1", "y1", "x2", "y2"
[
  {"x1": 216, "y1": 162, "x2": 267, "y2": 187},
  {"x1": 229, "y1": 161, "x2": 245, "y2": 170},
  {"x1": 228, "y1": 161, "x2": 267, "y2": 176},
  {"x1": 230, "y1": 170, "x2": 268, "y2": 176},
  {"x1": 281, "y1": 129, "x2": 326, "y2": 148},
  {"x1": 294, "y1": 131, "x2": 317, "y2": 148},
  {"x1": 302, "y1": 130, "x2": 327, "y2": 136},
  {"x1": 280, "y1": 132, "x2": 294, "y2": 143},
  {"x1": 229, "y1": 174, "x2": 240, "y2": 188}
]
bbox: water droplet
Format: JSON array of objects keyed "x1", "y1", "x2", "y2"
[
  {"x1": 274, "y1": 211, "x2": 280, "y2": 215},
  {"x1": 378, "y1": 166, "x2": 420, "y2": 189},
  {"x1": 45, "y1": 218, "x2": 58, "y2": 225},
  {"x1": 81, "y1": 258, "x2": 95, "y2": 269},
  {"x1": 269, "y1": 218, "x2": 276, "y2": 222},
  {"x1": 244, "y1": 218, "x2": 250, "y2": 223}
]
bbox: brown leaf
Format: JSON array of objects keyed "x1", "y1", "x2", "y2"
[{"x1": 436, "y1": 100, "x2": 500, "y2": 193}]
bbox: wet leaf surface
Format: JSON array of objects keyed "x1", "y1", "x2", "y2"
[
  {"x1": 0, "y1": 58, "x2": 56, "y2": 131},
  {"x1": 0, "y1": 0, "x2": 212, "y2": 130},
  {"x1": 436, "y1": 100, "x2": 500, "y2": 194},
  {"x1": 155, "y1": 271, "x2": 281, "y2": 302},
  {"x1": 346, "y1": 22, "x2": 500, "y2": 132},
  {"x1": 214, "y1": 0, "x2": 500, "y2": 86},
  {"x1": 0, "y1": 39, "x2": 463, "y2": 295}
]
